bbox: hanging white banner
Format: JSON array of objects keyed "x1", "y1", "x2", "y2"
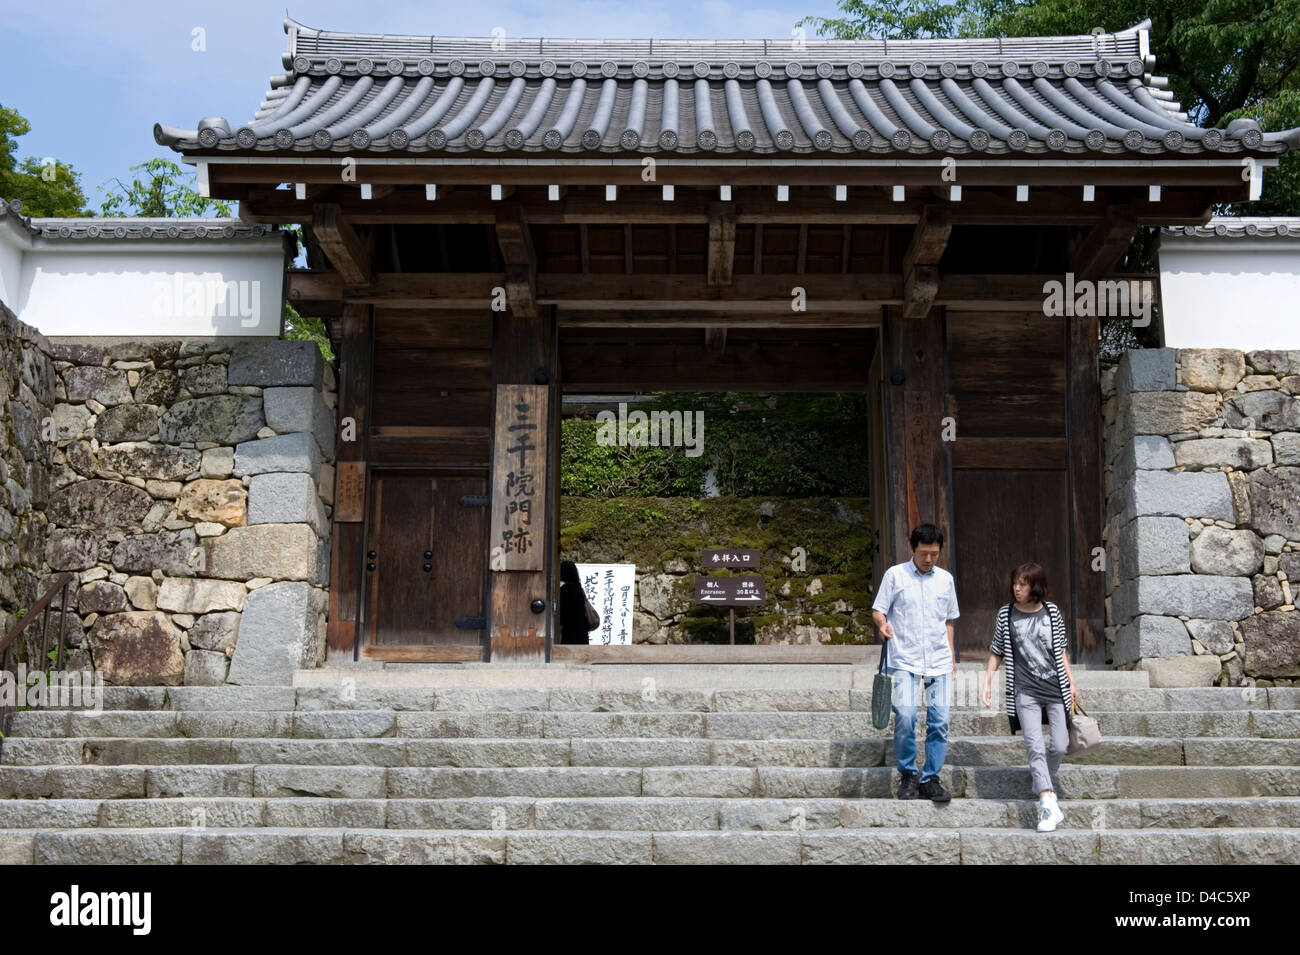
[{"x1": 575, "y1": 563, "x2": 636, "y2": 645}]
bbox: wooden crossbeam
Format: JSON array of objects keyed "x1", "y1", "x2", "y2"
[
  {"x1": 311, "y1": 203, "x2": 370, "y2": 286},
  {"x1": 289, "y1": 271, "x2": 1156, "y2": 314}
]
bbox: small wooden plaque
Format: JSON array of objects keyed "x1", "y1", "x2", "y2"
[{"x1": 335, "y1": 461, "x2": 366, "y2": 522}]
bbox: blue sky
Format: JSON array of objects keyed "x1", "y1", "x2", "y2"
[{"x1": 4, "y1": 0, "x2": 833, "y2": 212}]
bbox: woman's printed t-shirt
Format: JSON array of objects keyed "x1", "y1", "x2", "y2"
[{"x1": 1008, "y1": 604, "x2": 1061, "y2": 705}]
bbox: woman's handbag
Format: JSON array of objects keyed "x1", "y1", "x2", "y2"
[
  {"x1": 871, "y1": 638, "x2": 892, "y2": 730},
  {"x1": 583, "y1": 595, "x2": 600, "y2": 632},
  {"x1": 1066, "y1": 698, "x2": 1101, "y2": 754}
]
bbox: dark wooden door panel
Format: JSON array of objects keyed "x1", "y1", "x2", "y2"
[
  {"x1": 952, "y1": 469, "x2": 1070, "y2": 654},
  {"x1": 366, "y1": 471, "x2": 488, "y2": 646}
]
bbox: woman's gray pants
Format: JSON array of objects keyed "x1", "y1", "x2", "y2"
[{"x1": 1016, "y1": 690, "x2": 1069, "y2": 795}]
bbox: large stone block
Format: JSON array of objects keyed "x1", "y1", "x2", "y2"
[
  {"x1": 1139, "y1": 655, "x2": 1223, "y2": 687},
  {"x1": 1117, "y1": 517, "x2": 1190, "y2": 579},
  {"x1": 112, "y1": 530, "x2": 197, "y2": 577},
  {"x1": 1126, "y1": 471, "x2": 1234, "y2": 522},
  {"x1": 156, "y1": 578, "x2": 247, "y2": 614},
  {"x1": 228, "y1": 340, "x2": 323, "y2": 388},
  {"x1": 246, "y1": 472, "x2": 328, "y2": 535},
  {"x1": 262, "y1": 387, "x2": 335, "y2": 455},
  {"x1": 134, "y1": 369, "x2": 179, "y2": 406},
  {"x1": 233, "y1": 433, "x2": 321, "y2": 478},
  {"x1": 1250, "y1": 467, "x2": 1300, "y2": 538},
  {"x1": 63, "y1": 366, "x2": 130, "y2": 405},
  {"x1": 176, "y1": 479, "x2": 247, "y2": 527},
  {"x1": 1178, "y1": 349, "x2": 1246, "y2": 392},
  {"x1": 1123, "y1": 391, "x2": 1221, "y2": 436},
  {"x1": 180, "y1": 363, "x2": 227, "y2": 397},
  {"x1": 85, "y1": 611, "x2": 185, "y2": 686},
  {"x1": 1113, "y1": 436, "x2": 1175, "y2": 489},
  {"x1": 184, "y1": 650, "x2": 229, "y2": 686},
  {"x1": 1173, "y1": 438, "x2": 1272, "y2": 470},
  {"x1": 1114, "y1": 615, "x2": 1192, "y2": 665},
  {"x1": 227, "y1": 582, "x2": 326, "y2": 685},
  {"x1": 1274, "y1": 433, "x2": 1300, "y2": 466},
  {"x1": 1246, "y1": 350, "x2": 1298, "y2": 376},
  {"x1": 1133, "y1": 575, "x2": 1254, "y2": 620},
  {"x1": 47, "y1": 479, "x2": 152, "y2": 531},
  {"x1": 188, "y1": 612, "x2": 240, "y2": 653},
  {"x1": 78, "y1": 581, "x2": 128, "y2": 614},
  {"x1": 1185, "y1": 619, "x2": 1235, "y2": 655},
  {"x1": 95, "y1": 443, "x2": 201, "y2": 482},
  {"x1": 1189, "y1": 526, "x2": 1264, "y2": 577},
  {"x1": 1241, "y1": 612, "x2": 1300, "y2": 679},
  {"x1": 202, "y1": 524, "x2": 322, "y2": 583},
  {"x1": 1224, "y1": 391, "x2": 1300, "y2": 432},
  {"x1": 1281, "y1": 553, "x2": 1300, "y2": 581},
  {"x1": 51, "y1": 404, "x2": 91, "y2": 442},
  {"x1": 157, "y1": 395, "x2": 264, "y2": 445},
  {"x1": 94, "y1": 404, "x2": 160, "y2": 443},
  {"x1": 46, "y1": 528, "x2": 106, "y2": 570},
  {"x1": 1117, "y1": 348, "x2": 1176, "y2": 397}
]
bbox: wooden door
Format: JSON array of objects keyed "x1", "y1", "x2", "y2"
[
  {"x1": 867, "y1": 335, "x2": 891, "y2": 595},
  {"x1": 365, "y1": 471, "x2": 488, "y2": 646}
]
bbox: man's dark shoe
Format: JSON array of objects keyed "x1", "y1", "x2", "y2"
[
  {"x1": 919, "y1": 776, "x2": 952, "y2": 803},
  {"x1": 897, "y1": 771, "x2": 920, "y2": 800}
]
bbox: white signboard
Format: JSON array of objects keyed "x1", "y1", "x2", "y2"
[{"x1": 575, "y1": 563, "x2": 636, "y2": 645}]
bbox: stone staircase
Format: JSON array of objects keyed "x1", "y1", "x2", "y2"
[{"x1": 1, "y1": 664, "x2": 1298, "y2": 864}]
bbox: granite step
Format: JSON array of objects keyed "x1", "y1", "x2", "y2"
[
  {"x1": 2, "y1": 795, "x2": 1299, "y2": 832},
  {"x1": 1, "y1": 825, "x2": 1295, "y2": 864}
]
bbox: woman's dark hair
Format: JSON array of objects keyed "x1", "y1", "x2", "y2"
[
  {"x1": 909, "y1": 523, "x2": 944, "y2": 550},
  {"x1": 560, "y1": 560, "x2": 580, "y2": 585},
  {"x1": 1010, "y1": 562, "x2": 1048, "y2": 603}
]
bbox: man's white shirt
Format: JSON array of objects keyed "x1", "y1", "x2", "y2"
[{"x1": 871, "y1": 558, "x2": 960, "y2": 677}]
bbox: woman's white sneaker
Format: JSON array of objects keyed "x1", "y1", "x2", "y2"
[{"x1": 1037, "y1": 796, "x2": 1065, "y2": 832}]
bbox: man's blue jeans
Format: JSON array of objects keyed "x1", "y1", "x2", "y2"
[{"x1": 888, "y1": 666, "x2": 952, "y2": 782}]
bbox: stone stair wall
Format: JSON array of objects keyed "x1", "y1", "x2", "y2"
[
  {"x1": 0, "y1": 664, "x2": 1296, "y2": 864},
  {"x1": 1103, "y1": 348, "x2": 1300, "y2": 686},
  {"x1": 4, "y1": 326, "x2": 335, "y2": 687}
]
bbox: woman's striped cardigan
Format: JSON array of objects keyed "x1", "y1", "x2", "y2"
[{"x1": 989, "y1": 601, "x2": 1072, "y2": 735}]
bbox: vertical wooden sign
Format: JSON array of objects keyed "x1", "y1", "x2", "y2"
[{"x1": 491, "y1": 384, "x2": 547, "y2": 571}]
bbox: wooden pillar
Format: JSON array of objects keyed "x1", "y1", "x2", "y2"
[
  {"x1": 882, "y1": 305, "x2": 953, "y2": 573},
  {"x1": 488, "y1": 304, "x2": 558, "y2": 662},
  {"x1": 1066, "y1": 313, "x2": 1106, "y2": 664},
  {"x1": 327, "y1": 303, "x2": 372, "y2": 653}
]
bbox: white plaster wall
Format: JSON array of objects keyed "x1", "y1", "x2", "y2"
[
  {"x1": 16, "y1": 244, "x2": 286, "y2": 336},
  {"x1": 1159, "y1": 239, "x2": 1300, "y2": 350}
]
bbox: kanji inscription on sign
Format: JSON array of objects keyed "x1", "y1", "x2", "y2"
[
  {"x1": 491, "y1": 384, "x2": 548, "y2": 571},
  {"x1": 702, "y1": 548, "x2": 761, "y2": 568}
]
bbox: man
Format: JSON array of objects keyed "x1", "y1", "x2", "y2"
[{"x1": 871, "y1": 523, "x2": 960, "y2": 802}]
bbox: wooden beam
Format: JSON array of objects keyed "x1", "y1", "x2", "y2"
[
  {"x1": 903, "y1": 204, "x2": 952, "y2": 319},
  {"x1": 291, "y1": 270, "x2": 1124, "y2": 314},
  {"x1": 557, "y1": 310, "x2": 881, "y2": 328},
  {"x1": 704, "y1": 327, "x2": 727, "y2": 353},
  {"x1": 1070, "y1": 205, "x2": 1138, "y2": 282},
  {"x1": 311, "y1": 203, "x2": 370, "y2": 286},
  {"x1": 706, "y1": 202, "x2": 737, "y2": 286},
  {"x1": 552, "y1": 644, "x2": 875, "y2": 664},
  {"x1": 1066, "y1": 313, "x2": 1106, "y2": 664},
  {"x1": 951, "y1": 437, "x2": 1067, "y2": 470},
  {"x1": 494, "y1": 202, "x2": 537, "y2": 318}
]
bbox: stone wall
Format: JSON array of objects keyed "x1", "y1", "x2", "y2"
[
  {"x1": 1103, "y1": 347, "x2": 1300, "y2": 687},
  {"x1": 0, "y1": 301, "x2": 56, "y2": 656},
  {"x1": 43, "y1": 337, "x2": 335, "y2": 686}
]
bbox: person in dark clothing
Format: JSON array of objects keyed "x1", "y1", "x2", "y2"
[{"x1": 559, "y1": 560, "x2": 598, "y2": 645}]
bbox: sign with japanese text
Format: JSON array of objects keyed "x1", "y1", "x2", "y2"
[
  {"x1": 702, "y1": 548, "x2": 761, "y2": 568},
  {"x1": 575, "y1": 563, "x2": 635, "y2": 645},
  {"x1": 693, "y1": 575, "x2": 767, "y2": 606},
  {"x1": 491, "y1": 384, "x2": 547, "y2": 571}
]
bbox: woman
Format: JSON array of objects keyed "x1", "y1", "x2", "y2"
[
  {"x1": 558, "y1": 560, "x2": 598, "y2": 645},
  {"x1": 980, "y1": 562, "x2": 1079, "y2": 833}
]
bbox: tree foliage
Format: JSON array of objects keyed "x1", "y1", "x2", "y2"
[
  {"x1": 0, "y1": 105, "x2": 89, "y2": 215},
  {"x1": 799, "y1": 0, "x2": 1300, "y2": 214},
  {"x1": 99, "y1": 158, "x2": 233, "y2": 217}
]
